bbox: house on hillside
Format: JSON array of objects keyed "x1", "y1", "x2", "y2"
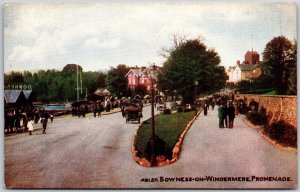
[
  {"x1": 227, "y1": 50, "x2": 263, "y2": 83},
  {"x1": 125, "y1": 67, "x2": 152, "y2": 92}
]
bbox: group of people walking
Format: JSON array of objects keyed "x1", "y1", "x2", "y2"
[
  {"x1": 200, "y1": 94, "x2": 237, "y2": 128},
  {"x1": 217, "y1": 101, "x2": 236, "y2": 128},
  {"x1": 5, "y1": 108, "x2": 53, "y2": 135},
  {"x1": 92, "y1": 102, "x2": 103, "y2": 118}
]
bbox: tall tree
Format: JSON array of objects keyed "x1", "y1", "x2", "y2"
[
  {"x1": 95, "y1": 72, "x2": 107, "y2": 88},
  {"x1": 287, "y1": 40, "x2": 297, "y2": 95},
  {"x1": 106, "y1": 64, "x2": 130, "y2": 97},
  {"x1": 263, "y1": 36, "x2": 296, "y2": 95},
  {"x1": 158, "y1": 38, "x2": 227, "y2": 104},
  {"x1": 62, "y1": 64, "x2": 83, "y2": 76}
]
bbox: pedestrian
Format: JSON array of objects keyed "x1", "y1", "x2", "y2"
[
  {"x1": 106, "y1": 100, "x2": 111, "y2": 112},
  {"x1": 93, "y1": 103, "x2": 97, "y2": 118},
  {"x1": 41, "y1": 117, "x2": 48, "y2": 134},
  {"x1": 218, "y1": 104, "x2": 225, "y2": 128},
  {"x1": 233, "y1": 100, "x2": 239, "y2": 115},
  {"x1": 203, "y1": 103, "x2": 208, "y2": 116},
  {"x1": 77, "y1": 107, "x2": 81, "y2": 118},
  {"x1": 50, "y1": 112, "x2": 54, "y2": 123},
  {"x1": 227, "y1": 103, "x2": 235, "y2": 128},
  {"x1": 82, "y1": 106, "x2": 86, "y2": 118},
  {"x1": 97, "y1": 103, "x2": 103, "y2": 117},
  {"x1": 27, "y1": 120, "x2": 34, "y2": 135},
  {"x1": 223, "y1": 102, "x2": 229, "y2": 128},
  {"x1": 211, "y1": 99, "x2": 215, "y2": 110},
  {"x1": 121, "y1": 104, "x2": 125, "y2": 118},
  {"x1": 14, "y1": 113, "x2": 21, "y2": 132}
]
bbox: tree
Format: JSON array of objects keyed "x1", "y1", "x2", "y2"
[
  {"x1": 158, "y1": 38, "x2": 227, "y2": 104},
  {"x1": 106, "y1": 64, "x2": 130, "y2": 97},
  {"x1": 134, "y1": 84, "x2": 148, "y2": 96},
  {"x1": 287, "y1": 40, "x2": 297, "y2": 95},
  {"x1": 263, "y1": 36, "x2": 296, "y2": 95},
  {"x1": 62, "y1": 64, "x2": 83, "y2": 76},
  {"x1": 96, "y1": 72, "x2": 107, "y2": 88}
]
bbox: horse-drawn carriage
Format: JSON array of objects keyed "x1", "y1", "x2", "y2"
[{"x1": 124, "y1": 106, "x2": 142, "y2": 124}]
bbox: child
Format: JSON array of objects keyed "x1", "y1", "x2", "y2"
[{"x1": 27, "y1": 120, "x2": 34, "y2": 135}]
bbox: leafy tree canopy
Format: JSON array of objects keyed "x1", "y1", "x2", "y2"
[
  {"x1": 106, "y1": 64, "x2": 130, "y2": 97},
  {"x1": 4, "y1": 65, "x2": 108, "y2": 103},
  {"x1": 62, "y1": 64, "x2": 83, "y2": 75},
  {"x1": 158, "y1": 37, "x2": 227, "y2": 104},
  {"x1": 263, "y1": 36, "x2": 296, "y2": 95}
]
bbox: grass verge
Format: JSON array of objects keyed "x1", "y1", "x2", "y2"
[{"x1": 135, "y1": 111, "x2": 195, "y2": 160}]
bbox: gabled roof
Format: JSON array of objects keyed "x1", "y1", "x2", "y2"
[
  {"x1": 125, "y1": 68, "x2": 144, "y2": 77},
  {"x1": 22, "y1": 90, "x2": 33, "y2": 99},
  {"x1": 238, "y1": 64, "x2": 259, "y2": 71},
  {"x1": 125, "y1": 66, "x2": 163, "y2": 78},
  {"x1": 4, "y1": 90, "x2": 24, "y2": 104},
  {"x1": 227, "y1": 66, "x2": 237, "y2": 72},
  {"x1": 94, "y1": 88, "x2": 110, "y2": 96}
]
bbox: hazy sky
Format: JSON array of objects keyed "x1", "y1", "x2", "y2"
[{"x1": 4, "y1": 2, "x2": 297, "y2": 73}]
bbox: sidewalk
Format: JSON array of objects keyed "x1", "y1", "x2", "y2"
[
  {"x1": 55, "y1": 108, "x2": 122, "y2": 119},
  {"x1": 176, "y1": 106, "x2": 297, "y2": 188}
]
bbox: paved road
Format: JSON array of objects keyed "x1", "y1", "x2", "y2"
[{"x1": 5, "y1": 105, "x2": 297, "y2": 189}]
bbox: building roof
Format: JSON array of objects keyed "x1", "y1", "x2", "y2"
[
  {"x1": 245, "y1": 50, "x2": 259, "y2": 55},
  {"x1": 94, "y1": 88, "x2": 111, "y2": 96},
  {"x1": 22, "y1": 90, "x2": 33, "y2": 99},
  {"x1": 238, "y1": 64, "x2": 259, "y2": 71},
  {"x1": 125, "y1": 66, "x2": 162, "y2": 78},
  {"x1": 227, "y1": 66, "x2": 237, "y2": 72},
  {"x1": 4, "y1": 90, "x2": 24, "y2": 104},
  {"x1": 125, "y1": 68, "x2": 145, "y2": 77}
]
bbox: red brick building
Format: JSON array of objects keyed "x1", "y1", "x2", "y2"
[
  {"x1": 125, "y1": 66, "x2": 162, "y2": 95},
  {"x1": 227, "y1": 50, "x2": 263, "y2": 83},
  {"x1": 243, "y1": 50, "x2": 261, "y2": 65},
  {"x1": 125, "y1": 67, "x2": 152, "y2": 93}
]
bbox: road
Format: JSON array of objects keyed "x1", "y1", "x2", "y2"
[{"x1": 5, "y1": 105, "x2": 297, "y2": 189}]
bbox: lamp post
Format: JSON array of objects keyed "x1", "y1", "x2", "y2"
[
  {"x1": 174, "y1": 90, "x2": 177, "y2": 101},
  {"x1": 194, "y1": 80, "x2": 199, "y2": 115},
  {"x1": 145, "y1": 63, "x2": 160, "y2": 166}
]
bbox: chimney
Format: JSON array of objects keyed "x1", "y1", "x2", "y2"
[{"x1": 237, "y1": 60, "x2": 240, "y2": 65}]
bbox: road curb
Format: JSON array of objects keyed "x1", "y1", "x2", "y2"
[
  {"x1": 132, "y1": 109, "x2": 203, "y2": 167},
  {"x1": 258, "y1": 131, "x2": 297, "y2": 153},
  {"x1": 242, "y1": 117, "x2": 263, "y2": 129},
  {"x1": 55, "y1": 109, "x2": 122, "y2": 120},
  {"x1": 242, "y1": 116, "x2": 297, "y2": 153}
]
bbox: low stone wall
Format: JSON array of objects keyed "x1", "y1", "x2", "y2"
[{"x1": 235, "y1": 94, "x2": 297, "y2": 128}]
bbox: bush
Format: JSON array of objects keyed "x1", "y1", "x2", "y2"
[
  {"x1": 145, "y1": 135, "x2": 172, "y2": 159},
  {"x1": 177, "y1": 106, "x2": 184, "y2": 113},
  {"x1": 163, "y1": 108, "x2": 171, "y2": 114},
  {"x1": 246, "y1": 112, "x2": 268, "y2": 125},
  {"x1": 264, "y1": 121, "x2": 297, "y2": 148},
  {"x1": 237, "y1": 100, "x2": 249, "y2": 114}
]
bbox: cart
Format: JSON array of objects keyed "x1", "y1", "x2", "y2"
[{"x1": 124, "y1": 106, "x2": 141, "y2": 124}]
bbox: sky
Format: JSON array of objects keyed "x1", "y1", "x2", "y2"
[{"x1": 3, "y1": 2, "x2": 297, "y2": 73}]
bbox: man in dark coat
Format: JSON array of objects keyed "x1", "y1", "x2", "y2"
[
  {"x1": 227, "y1": 103, "x2": 235, "y2": 128},
  {"x1": 93, "y1": 103, "x2": 97, "y2": 118},
  {"x1": 98, "y1": 103, "x2": 103, "y2": 117},
  {"x1": 203, "y1": 102, "x2": 208, "y2": 116},
  {"x1": 218, "y1": 104, "x2": 226, "y2": 128},
  {"x1": 41, "y1": 112, "x2": 49, "y2": 134}
]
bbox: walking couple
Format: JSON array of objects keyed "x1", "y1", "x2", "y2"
[{"x1": 218, "y1": 101, "x2": 235, "y2": 128}]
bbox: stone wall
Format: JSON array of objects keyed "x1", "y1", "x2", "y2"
[{"x1": 235, "y1": 94, "x2": 297, "y2": 129}]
